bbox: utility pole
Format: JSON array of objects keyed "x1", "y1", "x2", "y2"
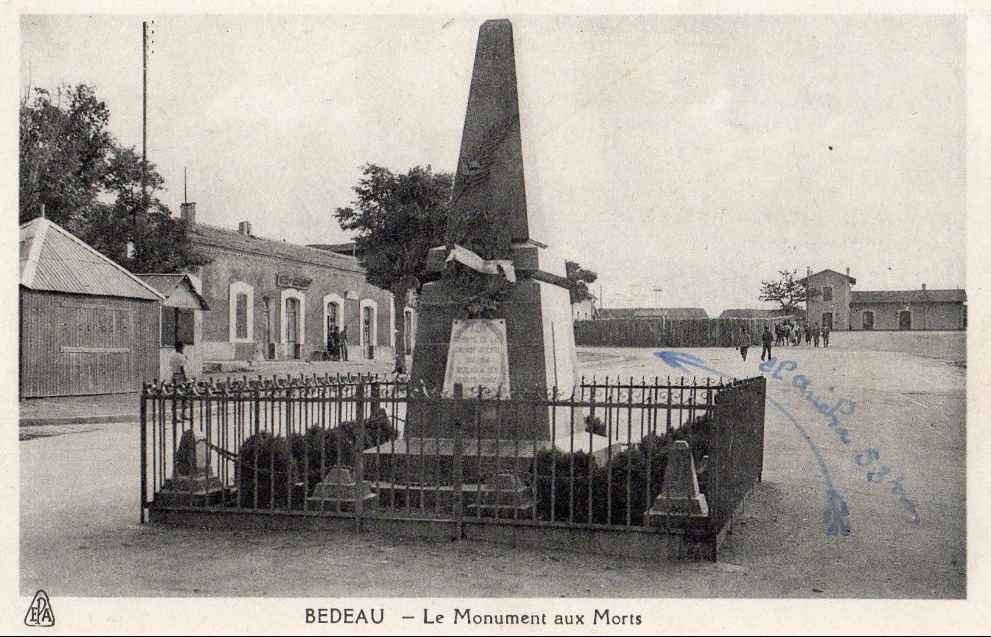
[
  {"x1": 130, "y1": 20, "x2": 151, "y2": 262},
  {"x1": 653, "y1": 287, "x2": 663, "y2": 307}
]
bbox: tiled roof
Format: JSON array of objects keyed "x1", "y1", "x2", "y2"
[
  {"x1": 598, "y1": 307, "x2": 709, "y2": 320},
  {"x1": 797, "y1": 268, "x2": 857, "y2": 285},
  {"x1": 851, "y1": 289, "x2": 966, "y2": 304},
  {"x1": 19, "y1": 218, "x2": 163, "y2": 301},
  {"x1": 136, "y1": 273, "x2": 211, "y2": 310},
  {"x1": 189, "y1": 223, "x2": 364, "y2": 274}
]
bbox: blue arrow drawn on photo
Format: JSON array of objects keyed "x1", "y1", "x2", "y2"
[{"x1": 654, "y1": 351, "x2": 850, "y2": 537}]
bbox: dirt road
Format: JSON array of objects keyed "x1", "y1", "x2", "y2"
[{"x1": 20, "y1": 343, "x2": 965, "y2": 598}]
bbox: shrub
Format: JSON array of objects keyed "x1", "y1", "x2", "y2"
[
  {"x1": 237, "y1": 431, "x2": 306, "y2": 510},
  {"x1": 238, "y1": 409, "x2": 401, "y2": 503},
  {"x1": 529, "y1": 412, "x2": 713, "y2": 525}
]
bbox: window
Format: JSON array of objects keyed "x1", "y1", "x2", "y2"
[
  {"x1": 234, "y1": 293, "x2": 248, "y2": 339},
  {"x1": 359, "y1": 298, "x2": 379, "y2": 357},
  {"x1": 228, "y1": 281, "x2": 254, "y2": 342},
  {"x1": 822, "y1": 286, "x2": 833, "y2": 302}
]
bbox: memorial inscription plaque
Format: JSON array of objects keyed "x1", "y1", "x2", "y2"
[{"x1": 442, "y1": 319, "x2": 511, "y2": 397}]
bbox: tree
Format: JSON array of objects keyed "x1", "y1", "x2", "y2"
[
  {"x1": 335, "y1": 164, "x2": 453, "y2": 374},
  {"x1": 565, "y1": 260, "x2": 598, "y2": 305},
  {"x1": 759, "y1": 269, "x2": 819, "y2": 314},
  {"x1": 19, "y1": 85, "x2": 114, "y2": 225},
  {"x1": 19, "y1": 84, "x2": 207, "y2": 273}
]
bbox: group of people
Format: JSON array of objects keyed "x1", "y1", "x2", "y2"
[
  {"x1": 737, "y1": 320, "x2": 831, "y2": 362},
  {"x1": 326, "y1": 325, "x2": 350, "y2": 361}
]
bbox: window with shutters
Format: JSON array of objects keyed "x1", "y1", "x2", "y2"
[{"x1": 822, "y1": 286, "x2": 833, "y2": 302}]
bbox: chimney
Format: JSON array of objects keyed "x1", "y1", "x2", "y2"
[
  {"x1": 846, "y1": 267, "x2": 850, "y2": 278},
  {"x1": 922, "y1": 283, "x2": 927, "y2": 291},
  {"x1": 238, "y1": 221, "x2": 253, "y2": 236},
  {"x1": 180, "y1": 202, "x2": 196, "y2": 225}
]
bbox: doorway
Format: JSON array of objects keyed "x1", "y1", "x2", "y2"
[
  {"x1": 862, "y1": 311, "x2": 875, "y2": 331},
  {"x1": 286, "y1": 297, "x2": 301, "y2": 359},
  {"x1": 821, "y1": 312, "x2": 833, "y2": 331},
  {"x1": 898, "y1": 310, "x2": 912, "y2": 331},
  {"x1": 363, "y1": 305, "x2": 374, "y2": 360}
]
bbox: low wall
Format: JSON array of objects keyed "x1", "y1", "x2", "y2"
[
  {"x1": 575, "y1": 318, "x2": 787, "y2": 348},
  {"x1": 148, "y1": 507, "x2": 716, "y2": 560}
]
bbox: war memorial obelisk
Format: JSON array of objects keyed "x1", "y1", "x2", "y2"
[{"x1": 406, "y1": 19, "x2": 578, "y2": 441}]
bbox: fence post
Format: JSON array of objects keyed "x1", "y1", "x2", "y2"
[
  {"x1": 139, "y1": 386, "x2": 147, "y2": 524},
  {"x1": 354, "y1": 380, "x2": 366, "y2": 531},
  {"x1": 452, "y1": 383, "x2": 464, "y2": 540}
]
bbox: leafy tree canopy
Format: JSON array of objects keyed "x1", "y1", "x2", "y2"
[
  {"x1": 759, "y1": 269, "x2": 819, "y2": 314},
  {"x1": 335, "y1": 163, "x2": 453, "y2": 372},
  {"x1": 19, "y1": 84, "x2": 207, "y2": 273}
]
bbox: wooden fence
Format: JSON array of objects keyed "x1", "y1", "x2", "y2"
[{"x1": 574, "y1": 317, "x2": 790, "y2": 348}]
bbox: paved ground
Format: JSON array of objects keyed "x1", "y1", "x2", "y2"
[{"x1": 20, "y1": 337, "x2": 965, "y2": 598}]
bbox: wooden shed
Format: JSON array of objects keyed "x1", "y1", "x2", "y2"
[{"x1": 19, "y1": 218, "x2": 164, "y2": 397}]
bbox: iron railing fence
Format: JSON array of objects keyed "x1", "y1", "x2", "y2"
[{"x1": 140, "y1": 372, "x2": 764, "y2": 541}]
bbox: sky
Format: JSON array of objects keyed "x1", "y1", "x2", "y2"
[{"x1": 19, "y1": 14, "x2": 966, "y2": 316}]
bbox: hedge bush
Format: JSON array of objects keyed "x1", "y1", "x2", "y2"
[
  {"x1": 530, "y1": 413, "x2": 712, "y2": 525},
  {"x1": 237, "y1": 408, "x2": 399, "y2": 508}
]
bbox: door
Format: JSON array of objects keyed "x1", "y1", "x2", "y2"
[
  {"x1": 898, "y1": 310, "x2": 912, "y2": 331},
  {"x1": 326, "y1": 302, "x2": 339, "y2": 350},
  {"x1": 363, "y1": 306, "x2": 374, "y2": 360},
  {"x1": 862, "y1": 311, "x2": 874, "y2": 331},
  {"x1": 60, "y1": 303, "x2": 133, "y2": 395},
  {"x1": 821, "y1": 312, "x2": 833, "y2": 331},
  {"x1": 286, "y1": 297, "x2": 300, "y2": 359}
]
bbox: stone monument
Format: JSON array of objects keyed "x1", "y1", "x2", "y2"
[
  {"x1": 158, "y1": 429, "x2": 226, "y2": 506},
  {"x1": 364, "y1": 19, "x2": 594, "y2": 501},
  {"x1": 406, "y1": 18, "x2": 577, "y2": 440}
]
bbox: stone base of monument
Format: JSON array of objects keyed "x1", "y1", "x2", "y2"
[
  {"x1": 305, "y1": 466, "x2": 378, "y2": 513},
  {"x1": 645, "y1": 440, "x2": 710, "y2": 528},
  {"x1": 156, "y1": 473, "x2": 231, "y2": 507},
  {"x1": 465, "y1": 473, "x2": 535, "y2": 518},
  {"x1": 362, "y1": 433, "x2": 627, "y2": 487}
]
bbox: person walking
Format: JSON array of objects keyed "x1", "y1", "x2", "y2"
[
  {"x1": 813, "y1": 322, "x2": 821, "y2": 348},
  {"x1": 328, "y1": 327, "x2": 340, "y2": 361},
  {"x1": 822, "y1": 324, "x2": 831, "y2": 348},
  {"x1": 761, "y1": 325, "x2": 773, "y2": 361},
  {"x1": 739, "y1": 327, "x2": 752, "y2": 361},
  {"x1": 339, "y1": 324, "x2": 350, "y2": 361},
  {"x1": 805, "y1": 323, "x2": 812, "y2": 347}
]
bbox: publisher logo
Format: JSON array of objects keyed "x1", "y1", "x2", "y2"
[{"x1": 24, "y1": 590, "x2": 55, "y2": 627}]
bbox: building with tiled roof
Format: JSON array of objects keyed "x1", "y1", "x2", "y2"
[
  {"x1": 801, "y1": 266, "x2": 965, "y2": 331},
  {"x1": 180, "y1": 203, "x2": 407, "y2": 363}
]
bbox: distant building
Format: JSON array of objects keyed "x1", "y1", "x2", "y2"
[
  {"x1": 597, "y1": 307, "x2": 709, "y2": 320},
  {"x1": 19, "y1": 218, "x2": 163, "y2": 397},
  {"x1": 799, "y1": 267, "x2": 966, "y2": 331},
  {"x1": 181, "y1": 203, "x2": 406, "y2": 363},
  {"x1": 718, "y1": 308, "x2": 800, "y2": 320}
]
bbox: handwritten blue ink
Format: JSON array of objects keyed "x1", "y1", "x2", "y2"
[{"x1": 654, "y1": 350, "x2": 851, "y2": 536}]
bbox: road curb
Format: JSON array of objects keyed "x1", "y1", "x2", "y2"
[{"x1": 19, "y1": 414, "x2": 137, "y2": 427}]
